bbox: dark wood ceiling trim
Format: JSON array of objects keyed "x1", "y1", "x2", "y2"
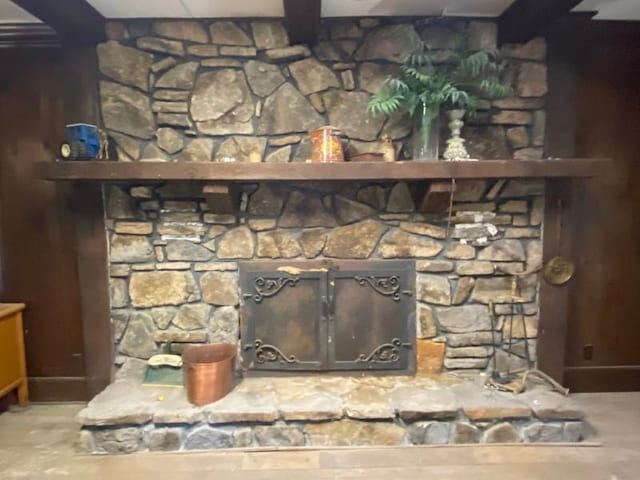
[
  {"x1": 0, "y1": 23, "x2": 60, "y2": 49},
  {"x1": 9, "y1": 0, "x2": 105, "y2": 46},
  {"x1": 283, "y1": 0, "x2": 321, "y2": 46},
  {"x1": 498, "y1": 0, "x2": 582, "y2": 45}
]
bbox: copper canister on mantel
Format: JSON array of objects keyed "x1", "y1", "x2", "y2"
[{"x1": 309, "y1": 126, "x2": 345, "y2": 163}]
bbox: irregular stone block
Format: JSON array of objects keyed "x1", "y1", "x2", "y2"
[
  {"x1": 279, "y1": 191, "x2": 336, "y2": 228},
  {"x1": 522, "y1": 422, "x2": 563, "y2": 442},
  {"x1": 324, "y1": 219, "x2": 386, "y2": 258},
  {"x1": 445, "y1": 243, "x2": 476, "y2": 260},
  {"x1": 145, "y1": 427, "x2": 184, "y2": 452},
  {"x1": 172, "y1": 303, "x2": 211, "y2": 330},
  {"x1": 243, "y1": 60, "x2": 285, "y2": 97},
  {"x1": 279, "y1": 391, "x2": 343, "y2": 421},
  {"x1": 184, "y1": 425, "x2": 234, "y2": 450},
  {"x1": 151, "y1": 57, "x2": 177, "y2": 74},
  {"x1": 399, "y1": 222, "x2": 446, "y2": 239},
  {"x1": 165, "y1": 240, "x2": 213, "y2": 261},
  {"x1": 191, "y1": 69, "x2": 254, "y2": 135},
  {"x1": 454, "y1": 383, "x2": 531, "y2": 421},
  {"x1": 390, "y1": 386, "x2": 458, "y2": 421},
  {"x1": 93, "y1": 427, "x2": 142, "y2": 454},
  {"x1": 517, "y1": 63, "x2": 548, "y2": 97},
  {"x1": 129, "y1": 271, "x2": 200, "y2": 307},
  {"x1": 220, "y1": 46, "x2": 257, "y2": 57},
  {"x1": 209, "y1": 305, "x2": 239, "y2": 343},
  {"x1": 417, "y1": 274, "x2": 451, "y2": 305},
  {"x1": 379, "y1": 230, "x2": 443, "y2": 258},
  {"x1": 254, "y1": 425, "x2": 305, "y2": 447},
  {"x1": 478, "y1": 239, "x2": 525, "y2": 261},
  {"x1": 110, "y1": 278, "x2": 128, "y2": 308},
  {"x1": 215, "y1": 136, "x2": 266, "y2": 163},
  {"x1": 200, "y1": 58, "x2": 242, "y2": 68},
  {"x1": 205, "y1": 390, "x2": 278, "y2": 424},
  {"x1": 186, "y1": 45, "x2": 219, "y2": 57},
  {"x1": 335, "y1": 196, "x2": 375, "y2": 224},
  {"x1": 468, "y1": 21, "x2": 497, "y2": 50},
  {"x1": 450, "y1": 422, "x2": 480, "y2": 444},
  {"x1": 519, "y1": 389, "x2": 584, "y2": 421},
  {"x1": 444, "y1": 357, "x2": 489, "y2": 369},
  {"x1": 136, "y1": 36, "x2": 185, "y2": 56},
  {"x1": 313, "y1": 40, "x2": 357, "y2": 61},
  {"x1": 217, "y1": 226, "x2": 255, "y2": 259},
  {"x1": 563, "y1": 421, "x2": 584, "y2": 442},
  {"x1": 452, "y1": 277, "x2": 475, "y2": 305},
  {"x1": 300, "y1": 229, "x2": 327, "y2": 258},
  {"x1": 322, "y1": 90, "x2": 384, "y2": 141},
  {"x1": 358, "y1": 62, "x2": 401, "y2": 94},
  {"x1": 156, "y1": 127, "x2": 184, "y2": 154},
  {"x1": 150, "y1": 306, "x2": 177, "y2": 330},
  {"x1": 483, "y1": 422, "x2": 521, "y2": 443},
  {"x1": 209, "y1": 21, "x2": 252, "y2": 46},
  {"x1": 251, "y1": 21, "x2": 288, "y2": 49},
  {"x1": 306, "y1": 420, "x2": 405, "y2": 446},
  {"x1": 264, "y1": 45, "x2": 311, "y2": 62},
  {"x1": 415, "y1": 260, "x2": 454, "y2": 273},
  {"x1": 258, "y1": 83, "x2": 323, "y2": 134},
  {"x1": 464, "y1": 126, "x2": 510, "y2": 159},
  {"x1": 110, "y1": 234, "x2": 154, "y2": 263},
  {"x1": 407, "y1": 421, "x2": 451, "y2": 445},
  {"x1": 386, "y1": 183, "x2": 414, "y2": 212},
  {"x1": 200, "y1": 271, "x2": 239, "y2": 305},
  {"x1": 355, "y1": 24, "x2": 420, "y2": 63},
  {"x1": 447, "y1": 331, "x2": 499, "y2": 347},
  {"x1": 155, "y1": 62, "x2": 198, "y2": 90},
  {"x1": 101, "y1": 81, "x2": 155, "y2": 139},
  {"x1": 417, "y1": 303, "x2": 437, "y2": 338},
  {"x1": 154, "y1": 329, "x2": 207, "y2": 343},
  {"x1": 97, "y1": 41, "x2": 153, "y2": 91},
  {"x1": 502, "y1": 37, "x2": 546, "y2": 61},
  {"x1": 257, "y1": 231, "x2": 302, "y2": 258},
  {"x1": 491, "y1": 110, "x2": 533, "y2": 125},
  {"x1": 265, "y1": 145, "x2": 291, "y2": 163},
  {"x1": 119, "y1": 312, "x2": 158, "y2": 358},
  {"x1": 343, "y1": 385, "x2": 395, "y2": 419},
  {"x1": 436, "y1": 305, "x2": 492, "y2": 333},
  {"x1": 506, "y1": 126, "x2": 530, "y2": 149},
  {"x1": 289, "y1": 57, "x2": 339, "y2": 95}
]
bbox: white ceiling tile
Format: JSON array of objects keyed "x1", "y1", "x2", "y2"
[
  {"x1": 184, "y1": 0, "x2": 283, "y2": 18},
  {"x1": 0, "y1": 0, "x2": 41, "y2": 23},
  {"x1": 86, "y1": 0, "x2": 190, "y2": 18},
  {"x1": 322, "y1": 0, "x2": 512, "y2": 17},
  {"x1": 574, "y1": 0, "x2": 640, "y2": 20}
]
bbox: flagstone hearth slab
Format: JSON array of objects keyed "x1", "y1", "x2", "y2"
[{"x1": 77, "y1": 359, "x2": 587, "y2": 453}]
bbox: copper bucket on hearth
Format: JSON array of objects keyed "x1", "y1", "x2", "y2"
[
  {"x1": 183, "y1": 343, "x2": 236, "y2": 406},
  {"x1": 309, "y1": 125, "x2": 345, "y2": 163}
]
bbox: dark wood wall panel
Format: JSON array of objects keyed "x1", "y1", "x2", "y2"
[
  {"x1": 564, "y1": 30, "x2": 640, "y2": 391},
  {"x1": 0, "y1": 50, "x2": 88, "y2": 400}
]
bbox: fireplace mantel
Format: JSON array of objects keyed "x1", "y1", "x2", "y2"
[{"x1": 35, "y1": 158, "x2": 607, "y2": 182}]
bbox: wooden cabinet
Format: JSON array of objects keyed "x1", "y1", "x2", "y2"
[{"x1": 0, "y1": 304, "x2": 28, "y2": 405}]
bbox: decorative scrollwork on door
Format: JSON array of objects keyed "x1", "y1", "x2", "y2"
[
  {"x1": 353, "y1": 275, "x2": 401, "y2": 301},
  {"x1": 251, "y1": 339, "x2": 299, "y2": 364},
  {"x1": 245, "y1": 276, "x2": 299, "y2": 303},
  {"x1": 356, "y1": 338, "x2": 411, "y2": 364}
]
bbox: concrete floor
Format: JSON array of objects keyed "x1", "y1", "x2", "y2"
[{"x1": 0, "y1": 392, "x2": 638, "y2": 480}]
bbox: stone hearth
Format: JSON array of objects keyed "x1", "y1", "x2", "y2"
[{"x1": 77, "y1": 359, "x2": 585, "y2": 454}]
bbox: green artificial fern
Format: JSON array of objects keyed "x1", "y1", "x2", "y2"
[{"x1": 368, "y1": 36, "x2": 512, "y2": 119}]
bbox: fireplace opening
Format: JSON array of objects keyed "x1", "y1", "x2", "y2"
[{"x1": 239, "y1": 260, "x2": 415, "y2": 374}]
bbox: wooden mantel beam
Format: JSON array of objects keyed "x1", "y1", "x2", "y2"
[
  {"x1": 10, "y1": 0, "x2": 106, "y2": 46},
  {"x1": 498, "y1": 0, "x2": 582, "y2": 45},
  {"x1": 283, "y1": 0, "x2": 321, "y2": 46}
]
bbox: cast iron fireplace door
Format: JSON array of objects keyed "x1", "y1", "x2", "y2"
[{"x1": 239, "y1": 260, "x2": 415, "y2": 373}]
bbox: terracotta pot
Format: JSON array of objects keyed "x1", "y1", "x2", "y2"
[
  {"x1": 309, "y1": 126, "x2": 344, "y2": 163},
  {"x1": 183, "y1": 343, "x2": 236, "y2": 406}
]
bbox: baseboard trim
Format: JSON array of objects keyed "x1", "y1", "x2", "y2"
[
  {"x1": 28, "y1": 377, "x2": 88, "y2": 401},
  {"x1": 564, "y1": 365, "x2": 640, "y2": 392}
]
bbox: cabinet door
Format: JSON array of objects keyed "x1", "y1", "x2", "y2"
[
  {"x1": 329, "y1": 260, "x2": 415, "y2": 372},
  {"x1": 240, "y1": 262, "x2": 328, "y2": 371}
]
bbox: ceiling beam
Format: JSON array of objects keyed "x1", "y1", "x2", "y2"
[
  {"x1": 10, "y1": 0, "x2": 105, "y2": 46},
  {"x1": 283, "y1": 0, "x2": 321, "y2": 46},
  {"x1": 498, "y1": 0, "x2": 582, "y2": 45},
  {"x1": 0, "y1": 23, "x2": 60, "y2": 49}
]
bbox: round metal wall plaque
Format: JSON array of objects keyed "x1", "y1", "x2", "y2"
[{"x1": 543, "y1": 256, "x2": 575, "y2": 285}]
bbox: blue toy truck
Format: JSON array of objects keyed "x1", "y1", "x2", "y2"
[{"x1": 59, "y1": 123, "x2": 104, "y2": 160}]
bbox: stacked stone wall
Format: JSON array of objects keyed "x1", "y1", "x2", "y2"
[
  {"x1": 107, "y1": 178, "x2": 543, "y2": 374},
  {"x1": 99, "y1": 18, "x2": 547, "y2": 162},
  {"x1": 100, "y1": 16, "x2": 548, "y2": 374}
]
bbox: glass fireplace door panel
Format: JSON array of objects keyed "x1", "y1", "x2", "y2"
[
  {"x1": 330, "y1": 261, "x2": 415, "y2": 371},
  {"x1": 241, "y1": 273, "x2": 327, "y2": 371}
]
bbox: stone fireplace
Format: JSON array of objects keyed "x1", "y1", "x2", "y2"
[{"x1": 73, "y1": 16, "x2": 588, "y2": 454}]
